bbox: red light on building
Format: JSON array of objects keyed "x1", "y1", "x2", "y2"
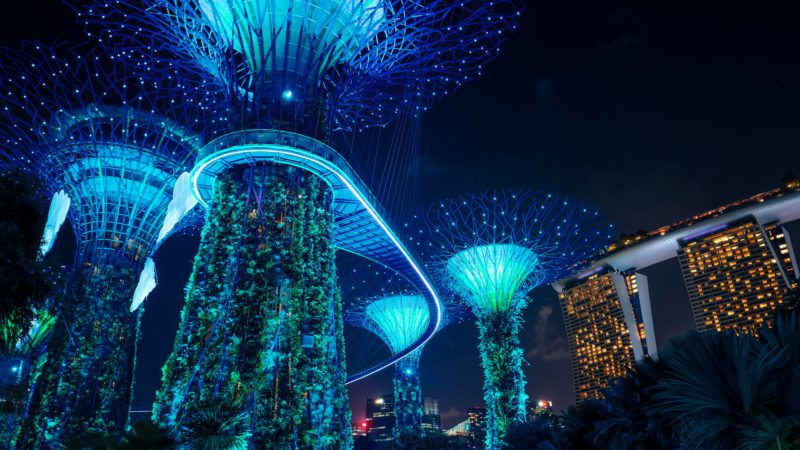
[{"x1": 361, "y1": 422, "x2": 368, "y2": 428}]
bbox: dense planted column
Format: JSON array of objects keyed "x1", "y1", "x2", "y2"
[
  {"x1": 155, "y1": 165, "x2": 348, "y2": 448},
  {"x1": 0, "y1": 46, "x2": 205, "y2": 448},
  {"x1": 18, "y1": 262, "x2": 141, "y2": 445}
]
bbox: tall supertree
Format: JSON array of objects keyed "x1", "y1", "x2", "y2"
[
  {"x1": 411, "y1": 191, "x2": 613, "y2": 449},
  {"x1": 341, "y1": 260, "x2": 466, "y2": 440},
  {"x1": 0, "y1": 44, "x2": 208, "y2": 447},
  {"x1": 78, "y1": 1, "x2": 522, "y2": 447}
]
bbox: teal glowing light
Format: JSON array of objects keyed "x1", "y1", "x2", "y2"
[
  {"x1": 281, "y1": 89, "x2": 293, "y2": 101},
  {"x1": 198, "y1": 0, "x2": 384, "y2": 93},
  {"x1": 447, "y1": 244, "x2": 540, "y2": 316},
  {"x1": 365, "y1": 295, "x2": 430, "y2": 354}
]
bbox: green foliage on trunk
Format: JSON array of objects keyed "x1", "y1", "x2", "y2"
[
  {"x1": 393, "y1": 352, "x2": 423, "y2": 439},
  {"x1": 16, "y1": 261, "x2": 141, "y2": 448},
  {"x1": 154, "y1": 166, "x2": 350, "y2": 449},
  {"x1": 477, "y1": 310, "x2": 527, "y2": 450}
]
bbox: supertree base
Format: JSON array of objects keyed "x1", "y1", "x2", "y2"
[
  {"x1": 16, "y1": 262, "x2": 140, "y2": 448},
  {"x1": 477, "y1": 310, "x2": 527, "y2": 450},
  {"x1": 154, "y1": 165, "x2": 350, "y2": 449},
  {"x1": 393, "y1": 352, "x2": 423, "y2": 439}
]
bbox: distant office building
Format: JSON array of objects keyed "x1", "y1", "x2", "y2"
[
  {"x1": 365, "y1": 395, "x2": 395, "y2": 442},
  {"x1": 558, "y1": 268, "x2": 656, "y2": 403},
  {"x1": 445, "y1": 418, "x2": 470, "y2": 437},
  {"x1": 467, "y1": 407, "x2": 487, "y2": 447},
  {"x1": 527, "y1": 400, "x2": 553, "y2": 421},
  {"x1": 422, "y1": 397, "x2": 441, "y2": 435},
  {"x1": 679, "y1": 217, "x2": 798, "y2": 333},
  {"x1": 352, "y1": 423, "x2": 368, "y2": 439}
]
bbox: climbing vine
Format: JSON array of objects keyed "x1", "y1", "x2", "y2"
[
  {"x1": 16, "y1": 261, "x2": 141, "y2": 448},
  {"x1": 477, "y1": 308, "x2": 527, "y2": 450},
  {"x1": 393, "y1": 351, "x2": 423, "y2": 439},
  {"x1": 154, "y1": 165, "x2": 349, "y2": 449}
]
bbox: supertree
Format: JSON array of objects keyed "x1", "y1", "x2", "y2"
[
  {"x1": 77, "y1": 1, "x2": 522, "y2": 447},
  {"x1": 410, "y1": 191, "x2": 613, "y2": 449},
  {"x1": 341, "y1": 260, "x2": 466, "y2": 440},
  {"x1": 0, "y1": 44, "x2": 209, "y2": 447}
]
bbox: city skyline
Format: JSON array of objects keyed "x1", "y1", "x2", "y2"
[{"x1": 2, "y1": 0, "x2": 798, "y2": 435}]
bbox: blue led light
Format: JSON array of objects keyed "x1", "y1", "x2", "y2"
[
  {"x1": 190, "y1": 131, "x2": 443, "y2": 383},
  {"x1": 281, "y1": 89, "x2": 293, "y2": 101}
]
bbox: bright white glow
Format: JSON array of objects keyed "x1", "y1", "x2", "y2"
[
  {"x1": 447, "y1": 244, "x2": 540, "y2": 316},
  {"x1": 375, "y1": 398, "x2": 384, "y2": 405},
  {"x1": 190, "y1": 143, "x2": 442, "y2": 383},
  {"x1": 157, "y1": 172, "x2": 198, "y2": 243},
  {"x1": 130, "y1": 258, "x2": 157, "y2": 312},
  {"x1": 40, "y1": 190, "x2": 70, "y2": 256}
]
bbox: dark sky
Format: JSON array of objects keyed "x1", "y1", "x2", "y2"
[{"x1": 4, "y1": 0, "x2": 800, "y2": 430}]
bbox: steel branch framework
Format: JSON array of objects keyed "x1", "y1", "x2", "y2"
[
  {"x1": 79, "y1": 0, "x2": 524, "y2": 132},
  {"x1": 0, "y1": 44, "x2": 209, "y2": 446},
  {"x1": 409, "y1": 190, "x2": 613, "y2": 449}
]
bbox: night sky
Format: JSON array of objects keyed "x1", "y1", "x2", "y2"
[{"x1": 4, "y1": 0, "x2": 800, "y2": 430}]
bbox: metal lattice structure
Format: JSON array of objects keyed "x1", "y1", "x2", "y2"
[
  {"x1": 75, "y1": 0, "x2": 524, "y2": 389},
  {"x1": 59, "y1": 2, "x2": 526, "y2": 446},
  {"x1": 0, "y1": 44, "x2": 210, "y2": 446},
  {"x1": 80, "y1": 0, "x2": 523, "y2": 132},
  {"x1": 410, "y1": 190, "x2": 613, "y2": 449},
  {"x1": 340, "y1": 258, "x2": 467, "y2": 439},
  {"x1": 0, "y1": 44, "x2": 208, "y2": 264}
]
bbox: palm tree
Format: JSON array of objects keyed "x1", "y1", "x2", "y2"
[
  {"x1": 180, "y1": 402, "x2": 251, "y2": 450},
  {"x1": 118, "y1": 421, "x2": 178, "y2": 449},
  {"x1": 591, "y1": 359, "x2": 677, "y2": 449},
  {"x1": 560, "y1": 400, "x2": 606, "y2": 450},
  {"x1": 502, "y1": 419, "x2": 560, "y2": 449},
  {"x1": 653, "y1": 317, "x2": 800, "y2": 450}
]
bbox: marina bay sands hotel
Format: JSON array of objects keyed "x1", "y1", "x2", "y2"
[{"x1": 553, "y1": 185, "x2": 800, "y2": 402}]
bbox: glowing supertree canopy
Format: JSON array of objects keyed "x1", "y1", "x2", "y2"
[
  {"x1": 412, "y1": 190, "x2": 613, "y2": 449},
  {"x1": 80, "y1": 0, "x2": 523, "y2": 132},
  {"x1": 197, "y1": 0, "x2": 385, "y2": 96},
  {"x1": 0, "y1": 44, "x2": 208, "y2": 446},
  {"x1": 74, "y1": 2, "x2": 521, "y2": 447},
  {"x1": 366, "y1": 295, "x2": 430, "y2": 355},
  {"x1": 447, "y1": 244, "x2": 541, "y2": 316}
]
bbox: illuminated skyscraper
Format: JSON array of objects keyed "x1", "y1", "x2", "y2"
[
  {"x1": 679, "y1": 217, "x2": 798, "y2": 333},
  {"x1": 558, "y1": 269, "x2": 657, "y2": 403},
  {"x1": 467, "y1": 407, "x2": 488, "y2": 448},
  {"x1": 554, "y1": 189, "x2": 800, "y2": 404},
  {"x1": 422, "y1": 397, "x2": 442, "y2": 435},
  {"x1": 365, "y1": 395, "x2": 395, "y2": 442}
]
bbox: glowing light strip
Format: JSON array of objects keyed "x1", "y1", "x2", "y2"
[{"x1": 190, "y1": 145, "x2": 442, "y2": 384}]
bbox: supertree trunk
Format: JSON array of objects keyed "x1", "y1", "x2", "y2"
[
  {"x1": 477, "y1": 310, "x2": 527, "y2": 450},
  {"x1": 16, "y1": 262, "x2": 141, "y2": 449},
  {"x1": 154, "y1": 165, "x2": 348, "y2": 449},
  {"x1": 393, "y1": 352, "x2": 423, "y2": 439}
]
